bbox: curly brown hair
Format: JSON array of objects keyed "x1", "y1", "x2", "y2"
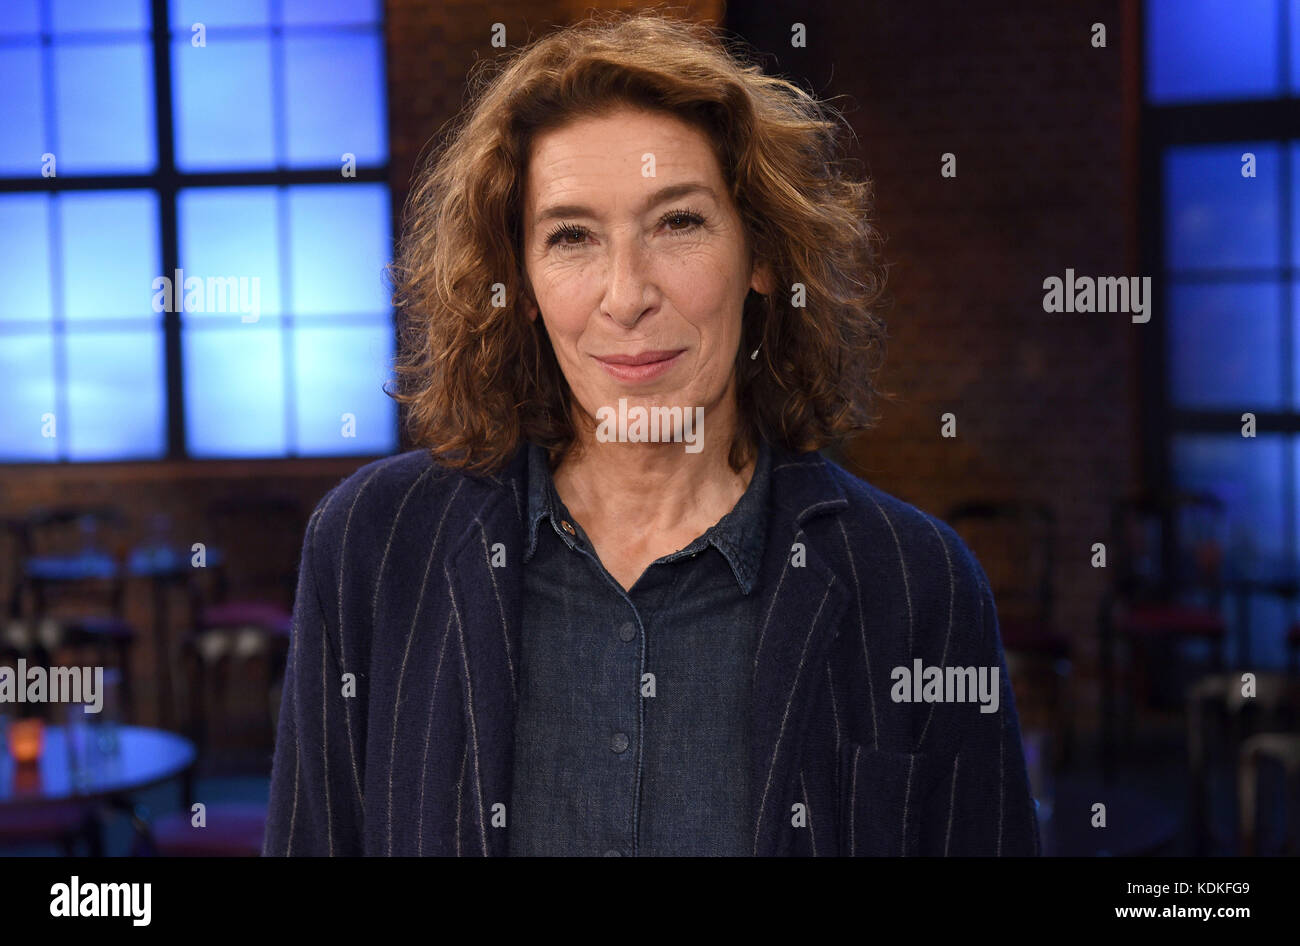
[{"x1": 387, "y1": 9, "x2": 891, "y2": 476}]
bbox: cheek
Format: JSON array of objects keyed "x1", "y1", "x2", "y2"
[
  {"x1": 671, "y1": 262, "x2": 747, "y2": 350},
  {"x1": 531, "y1": 274, "x2": 589, "y2": 341}
]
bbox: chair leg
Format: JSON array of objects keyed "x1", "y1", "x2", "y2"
[{"x1": 116, "y1": 640, "x2": 135, "y2": 725}]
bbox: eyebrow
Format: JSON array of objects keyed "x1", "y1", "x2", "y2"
[{"x1": 532, "y1": 181, "x2": 718, "y2": 228}]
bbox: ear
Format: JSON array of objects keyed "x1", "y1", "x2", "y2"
[
  {"x1": 749, "y1": 259, "x2": 775, "y2": 296},
  {"x1": 523, "y1": 295, "x2": 539, "y2": 323}
]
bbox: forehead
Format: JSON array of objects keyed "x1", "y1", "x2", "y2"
[{"x1": 523, "y1": 107, "x2": 725, "y2": 211}]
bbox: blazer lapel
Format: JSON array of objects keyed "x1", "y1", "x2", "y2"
[
  {"x1": 749, "y1": 448, "x2": 850, "y2": 856},
  {"x1": 444, "y1": 449, "x2": 527, "y2": 857}
]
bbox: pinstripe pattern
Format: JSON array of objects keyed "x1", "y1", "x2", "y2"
[
  {"x1": 850, "y1": 742, "x2": 860, "y2": 856},
  {"x1": 474, "y1": 521, "x2": 517, "y2": 701},
  {"x1": 836, "y1": 517, "x2": 877, "y2": 748},
  {"x1": 826, "y1": 661, "x2": 841, "y2": 748},
  {"x1": 998, "y1": 694, "x2": 1006, "y2": 856},
  {"x1": 335, "y1": 458, "x2": 403, "y2": 809},
  {"x1": 386, "y1": 477, "x2": 464, "y2": 853},
  {"x1": 752, "y1": 582, "x2": 834, "y2": 853},
  {"x1": 750, "y1": 550, "x2": 789, "y2": 683},
  {"x1": 945, "y1": 753, "x2": 960, "y2": 855},
  {"x1": 800, "y1": 769, "x2": 817, "y2": 856},
  {"x1": 283, "y1": 604, "x2": 302, "y2": 856},
  {"x1": 371, "y1": 466, "x2": 435, "y2": 628},
  {"x1": 900, "y1": 753, "x2": 914, "y2": 856},
  {"x1": 416, "y1": 610, "x2": 455, "y2": 856},
  {"x1": 916, "y1": 517, "x2": 955, "y2": 749},
  {"x1": 866, "y1": 493, "x2": 914, "y2": 652},
  {"x1": 448, "y1": 569, "x2": 489, "y2": 856},
  {"x1": 455, "y1": 741, "x2": 466, "y2": 857},
  {"x1": 320, "y1": 613, "x2": 333, "y2": 856}
]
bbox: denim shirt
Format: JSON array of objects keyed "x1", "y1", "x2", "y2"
[{"x1": 508, "y1": 439, "x2": 772, "y2": 856}]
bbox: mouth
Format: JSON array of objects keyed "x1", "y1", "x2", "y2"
[{"x1": 593, "y1": 349, "x2": 686, "y2": 383}]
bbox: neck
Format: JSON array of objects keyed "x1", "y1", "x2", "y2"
[{"x1": 552, "y1": 388, "x2": 756, "y2": 539}]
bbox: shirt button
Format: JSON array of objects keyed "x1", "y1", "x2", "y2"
[
  {"x1": 610, "y1": 731, "x2": 629, "y2": 753},
  {"x1": 617, "y1": 621, "x2": 636, "y2": 642},
  {"x1": 604, "y1": 849, "x2": 622, "y2": 857},
  {"x1": 560, "y1": 520, "x2": 576, "y2": 536}
]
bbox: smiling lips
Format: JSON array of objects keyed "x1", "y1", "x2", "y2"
[{"x1": 594, "y1": 349, "x2": 685, "y2": 383}]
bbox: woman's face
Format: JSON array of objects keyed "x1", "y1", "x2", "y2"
[{"x1": 521, "y1": 106, "x2": 771, "y2": 448}]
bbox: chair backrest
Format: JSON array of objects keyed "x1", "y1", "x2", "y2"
[
  {"x1": 1109, "y1": 489, "x2": 1226, "y2": 606},
  {"x1": 944, "y1": 500, "x2": 1056, "y2": 631},
  {"x1": 202, "y1": 495, "x2": 307, "y2": 609},
  {"x1": 18, "y1": 505, "x2": 130, "y2": 622}
]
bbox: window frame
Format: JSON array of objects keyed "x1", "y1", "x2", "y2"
[
  {"x1": 1140, "y1": 0, "x2": 1300, "y2": 581},
  {"x1": 0, "y1": 0, "x2": 394, "y2": 463}
]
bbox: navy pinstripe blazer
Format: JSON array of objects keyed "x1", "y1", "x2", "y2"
[{"x1": 263, "y1": 439, "x2": 1042, "y2": 856}]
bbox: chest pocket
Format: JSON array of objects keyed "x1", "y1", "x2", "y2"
[{"x1": 837, "y1": 741, "x2": 947, "y2": 856}]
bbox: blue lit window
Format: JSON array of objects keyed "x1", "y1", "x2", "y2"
[
  {"x1": 1148, "y1": 0, "x2": 1300, "y2": 668},
  {"x1": 0, "y1": 0, "x2": 394, "y2": 462},
  {"x1": 1145, "y1": 0, "x2": 1285, "y2": 103}
]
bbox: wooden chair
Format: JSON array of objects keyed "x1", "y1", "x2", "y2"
[{"x1": 1100, "y1": 490, "x2": 1228, "y2": 778}]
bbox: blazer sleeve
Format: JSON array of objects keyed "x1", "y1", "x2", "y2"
[
  {"x1": 263, "y1": 489, "x2": 365, "y2": 856},
  {"x1": 939, "y1": 569, "x2": 1043, "y2": 856}
]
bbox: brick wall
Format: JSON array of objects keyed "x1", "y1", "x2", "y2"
[{"x1": 0, "y1": 1, "x2": 1138, "y2": 736}]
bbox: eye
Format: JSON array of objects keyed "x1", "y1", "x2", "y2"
[
  {"x1": 544, "y1": 223, "x2": 589, "y2": 250},
  {"x1": 659, "y1": 208, "x2": 705, "y2": 233}
]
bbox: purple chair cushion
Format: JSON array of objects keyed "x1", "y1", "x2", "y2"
[
  {"x1": 1118, "y1": 604, "x2": 1226, "y2": 638},
  {"x1": 151, "y1": 802, "x2": 268, "y2": 857},
  {"x1": 0, "y1": 803, "x2": 93, "y2": 843},
  {"x1": 200, "y1": 602, "x2": 292, "y2": 636}
]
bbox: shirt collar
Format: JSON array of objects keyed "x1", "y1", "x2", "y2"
[{"x1": 523, "y1": 438, "x2": 771, "y2": 595}]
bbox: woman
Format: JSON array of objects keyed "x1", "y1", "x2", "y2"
[{"x1": 263, "y1": 11, "x2": 1039, "y2": 857}]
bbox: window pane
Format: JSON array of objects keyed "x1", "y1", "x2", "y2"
[
  {"x1": 52, "y1": 41, "x2": 156, "y2": 173},
  {"x1": 0, "y1": 333, "x2": 58, "y2": 461},
  {"x1": 284, "y1": 34, "x2": 385, "y2": 168},
  {"x1": 0, "y1": 1, "x2": 41, "y2": 35},
  {"x1": 1145, "y1": 0, "x2": 1281, "y2": 103},
  {"x1": 0, "y1": 47, "x2": 46, "y2": 176},
  {"x1": 1168, "y1": 281, "x2": 1283, "y2": 410},
  {"x1": 1164, "y1": 143, "x2": 1281, "y2": 271},
  {"x1": 50, "y1": 0, "x2": 149, "y2": 32},
  {"x1": 170, "y1": 0, "x2": 270, "y2": 29},
  {"x1": 1294, "y1": 281, "x2": 1300, "y2": 410},
  {"x1": 287, "y1": 184, "x2": 390, "y2": 316},
  {"x1": 1293, "y1": 0, "x2": 1300, "y2": 93},
  {"x1": 65, "y1": 329, "x2": 165, "y2": 459},
  {"x1": 1172, "y1": 433, "x2": 1286, "y2": 567},
  {"x1": 1293, "y1": 143, "x2": 1300, "y2": 268},
  {"x1": 183, "y1": 325, "x2": 287, "y2": 456},
  {"x1": 1164, "y1": 283, "x2": 1284, "y2": 413},
  {"x1": 281, "y1": 0, "x2": 380, "y2": 26},
  {"x1": 0, "y1": 195, "x2": 53, "y2": 323},
  {"x1": 172, "y1": 37, "x2": 275, "y2": 170},
  {"x1": 60, "y1": 191, "x2": 159, "y2": 320},
  {"x1": 178, "y1": 187, "x2": 282, "y2": 319},
  {"x1": 292, "y1": 322, "x2": 395, "y2": 454}
]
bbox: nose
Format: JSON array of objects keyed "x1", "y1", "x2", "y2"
[{"x1": 600, "y1": 233, "x2": 659, "y2": 328}]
